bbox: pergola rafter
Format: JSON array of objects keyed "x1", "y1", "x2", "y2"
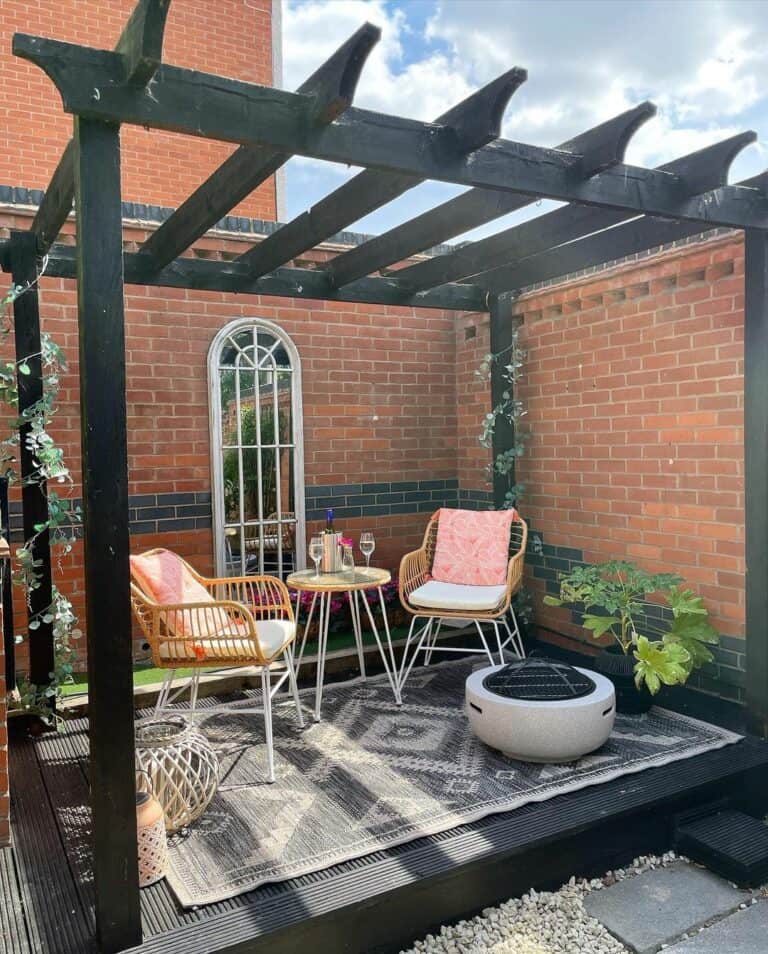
[
  {"x1": 231, "y1": 66, "x2": 528, "y2": 277},
  {"x1": 324, "y1": 101, "x2": 659, "y2": 289},
  {"x1": 1, "y1": 3, "x2": 767, "y2": 952},
  {"x1": 137, "y1": 22, "x2": 382, "y2": 272},
  {"x1": 472, "y1": 167, "x2": 768, "y2": 295},
  {"x1": 392, "y1": 132, "x2": 757, "y2": 293}
]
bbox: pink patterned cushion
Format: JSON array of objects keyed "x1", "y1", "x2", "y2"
[
  {"x1": 431, "y1": 508, "x2": 518, "y2": 586},
  {"x1": 130, "y1": 549, "x2": 230, "y2": 639}
]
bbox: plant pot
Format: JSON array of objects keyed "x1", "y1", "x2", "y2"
[
  {"x1": 7, "y1": 709, "x2": 56, "y2": 738},
  {"x1": 594, "y1": 646, "x2": 653, "y2": 715}
]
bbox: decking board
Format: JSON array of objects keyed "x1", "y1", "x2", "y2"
[
  {"x1": 5, "y1": 708, "x2": 768, "y2": 954},
  {"x1": 0, "y1": 846, "x2": 32, "y2": 954},
  {"x1": 8, "y1": 737, "x2": 97, "y2": 954}
]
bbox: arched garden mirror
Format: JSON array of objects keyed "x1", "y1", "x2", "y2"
[{"x1": 208, "y1": 318, "x2": 306, "y2": 578}]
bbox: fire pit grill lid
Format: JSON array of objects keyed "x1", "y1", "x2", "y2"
[{"x1": 482, "y1": 657, "x2": 596, "y2": 701}]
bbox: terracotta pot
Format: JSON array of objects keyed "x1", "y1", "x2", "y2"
[{"x1": 594, "y1": 645, "x2": 653, "y2": 715}]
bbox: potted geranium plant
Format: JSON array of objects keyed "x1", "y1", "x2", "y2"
[{"x1": 543, "y1": 560, "x2": 718, "y2": 713}]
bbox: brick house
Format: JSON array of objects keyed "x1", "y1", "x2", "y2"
[{"x1": 0, "y1": 0, "x2": 749, "y2": 850}]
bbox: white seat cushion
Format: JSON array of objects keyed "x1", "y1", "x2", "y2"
[
  {"x1": 254, "y1": 618, "x2": 296, "y2": 656},
  {"x1": 158, "y1": 618, "x2": 295, "y2": 662},
  {"x1": 409, "y1": 580, "x2": 506, "y2": 612}
]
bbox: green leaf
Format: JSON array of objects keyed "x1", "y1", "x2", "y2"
[
  {"x1": 665, "y1": 585, "x2": 708, "y2": 618},
  {"x1": 18, "y1": 362, "x2": 30, "y2": 376},
  {"x1": 582, "y1": 614, "x2": 621, "y2": 639},
  {"x1": 633, "y1": 635, "x2": 690, "y2": 694},
  {"x1": 542, "y1": 595, "x2": 564, "y2": 606}
]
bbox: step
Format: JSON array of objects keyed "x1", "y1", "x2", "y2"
[{"x1": 674, "y1": 808, "x2": 768, "y2": 888}]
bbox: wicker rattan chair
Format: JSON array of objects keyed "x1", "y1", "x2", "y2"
[
  {"x1": 130, "y1": 548, "x2": 304, "y2": 783},
  {"x1": 397, "y1": 511, "x2": 527, "y2": 692}
]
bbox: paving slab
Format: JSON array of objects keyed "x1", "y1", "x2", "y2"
[
  {"x1": 583, "y1": 862, "x2": 749, "y2": 953},
  {"x1": 663, "y1": 899, "x2": 768, "y2": 953}
]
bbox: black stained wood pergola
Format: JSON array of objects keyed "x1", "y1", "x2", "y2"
[{"x1": 0, "y1": 1, "x2": 767, "y2": 950}]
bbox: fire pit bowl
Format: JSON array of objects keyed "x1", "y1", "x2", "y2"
[{"x1": 465, "y1": 657, "x2": 615, "y2": 763}]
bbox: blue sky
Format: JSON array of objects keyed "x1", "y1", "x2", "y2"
[{"x1": 281, "y1": 0, "x2": 768, "y2": 242}]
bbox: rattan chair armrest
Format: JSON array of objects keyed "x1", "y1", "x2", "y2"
[
  {"x1": 399, "y1": 548, "x2": 429, "y2": 607},
  {"x1": 201, "y1": 574, "x2": 295, "y2": 621},
  {"x1": 149, "y1": 598, "x2": 259, "y2": 632}
]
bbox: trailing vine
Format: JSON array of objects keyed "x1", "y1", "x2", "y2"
[
  {"x1": 476, "y1": 324, "x2": 540, "y2": 627},
  {"x1": 1, "y1": 276, "x2": 81, "y2": 727},
  {"x1": 476, "y1": 325, "x2": 528, "y2": 511}
]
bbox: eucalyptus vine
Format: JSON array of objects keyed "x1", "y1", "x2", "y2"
[
  {"x1": 476, "y1": 324, "x2": 528, "y2": 510},
  {"x1": 475, "y1": 324, "x2": 540, "y2": 628},
  {"x1": 1, "y1": 277, "x2": 81, "y2": 727}
]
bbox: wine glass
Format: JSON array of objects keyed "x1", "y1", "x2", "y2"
[
  {"x1": 359, "y1": 531, "x2": 375, "y2": 570},
  {"x1": 308, "y1": 535, "x2": 323, "y2": 579}
]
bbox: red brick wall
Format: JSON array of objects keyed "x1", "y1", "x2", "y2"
[
  {"x1": 457, "y1": 232, "x2": 746, "y2": 699},
  {"x1": 0, "y1": 0, "x2": 276, "y2": 219},
  {"x1": 0, "y1": 205, "x2": 458, "y2": 670}
]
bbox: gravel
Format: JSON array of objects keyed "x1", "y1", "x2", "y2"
[{"x1": 401, "y1": 852, "x2": 682, "y2": 954}]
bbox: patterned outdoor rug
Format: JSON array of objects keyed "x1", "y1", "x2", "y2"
[{"x1": 165, "y1": 659, "x2": 741, "y2": 907}]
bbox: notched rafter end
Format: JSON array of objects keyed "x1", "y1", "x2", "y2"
[
  {"x1": 437, "y1": 66, "x2": 528, "y2": 155},
  {"x1": 562, "y1": 101, "x2": 657, "y2": 177},
  {"x1": 115, "y1": 0, "x2": 173, "y2": 86},
  {"x1": 303, "y1": 22, "x2": 381, "y2": 124},
  {"x1": 663, "y1": 130, "x2": 757, "y2": 194}
]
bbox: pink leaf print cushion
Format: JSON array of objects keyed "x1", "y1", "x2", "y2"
[
  {"x1": 431, "y1": 508, "x2": 518, "y2": 586},
  {"x1": 130, "y1": 549, "x2": 230, "y2": 639}
]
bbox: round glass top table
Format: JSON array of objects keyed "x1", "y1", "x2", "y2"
[{"x1": 286, "y1": 567, "x2": 402, "y2": 720}]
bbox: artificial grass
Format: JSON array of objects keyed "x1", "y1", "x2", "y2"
[{"x1": 61, "y1": 625, "x2": 411, "y2": 696}]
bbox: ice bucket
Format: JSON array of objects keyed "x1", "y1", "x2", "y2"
[{"x1": 321, "y1": 532, "x2": 343, "y2": 573}]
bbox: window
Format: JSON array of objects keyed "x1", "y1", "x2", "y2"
[{"x1": 208, "y1": 319, "x2": 305, "y2": 578}]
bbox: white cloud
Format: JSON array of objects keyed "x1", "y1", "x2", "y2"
[
  {"x1": 280, "y1": 0, "x2": 768, "y2": 234},
  {"x1": 283, "y1": 0, "x2": 473, "y2": 120}
]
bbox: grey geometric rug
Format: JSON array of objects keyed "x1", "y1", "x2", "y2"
[{"x1": 165, "y1": 659, "x2": 741, "y2": 907}]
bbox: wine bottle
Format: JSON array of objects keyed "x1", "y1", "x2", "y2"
[{"x1": 325, "y1": 508, "x2": 335, "y2": 534}]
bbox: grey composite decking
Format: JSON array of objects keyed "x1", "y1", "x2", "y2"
[{"x1": 4, "y1": 708, "x2": 768, "y2": 954}]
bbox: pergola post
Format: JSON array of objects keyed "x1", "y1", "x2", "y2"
[
  {"x1": 73, "y1": 117, "x2": 141, "y2": 951},
  {"x1": 489, "y1": 293, "x2": 518, "y2": 510},
  {"x1": 7, "y1": 230, "x2": 54, "y2": 690},
  {"x1": 745, "y1": 228, "x2": 768, "y2": 737}
]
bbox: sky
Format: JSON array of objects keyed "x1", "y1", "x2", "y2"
[{"x1": 280, "y1": 0, "x2": 768, "y2": 244}]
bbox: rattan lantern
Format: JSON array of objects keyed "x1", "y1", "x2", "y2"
[{"x1": 135, "y1": 718, "x2": 220, "y2": 834}]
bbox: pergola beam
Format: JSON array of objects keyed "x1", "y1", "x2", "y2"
[
  {"x1": 15, "y1": 34, "x2": 768, "y2": 230},
  {"x1": 397, "y1": 132, "x2": 756, "y2": 293},
  {"x1": 234, "y1": 67, "x2": 527, "y2": 277},
  {"x1": 326, "y1": 102, "x2": 657, "y2": 288},
  {"x1": 41, "y1": 243, "x2": 490, "y2": 311},
  {"x1": 473, "y1": 169, "x2": 768, "y2": 294},
  {"x1": 27, "y1": 0, "x2": 171, "y2": 254},
  {"x1": 138, "y1": 23, "x2": 381, "y2": 271}
]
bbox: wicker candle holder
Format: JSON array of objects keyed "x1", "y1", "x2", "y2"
[{"x1": 135, "y1": 718, "x2": 220, "y2": 834}]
